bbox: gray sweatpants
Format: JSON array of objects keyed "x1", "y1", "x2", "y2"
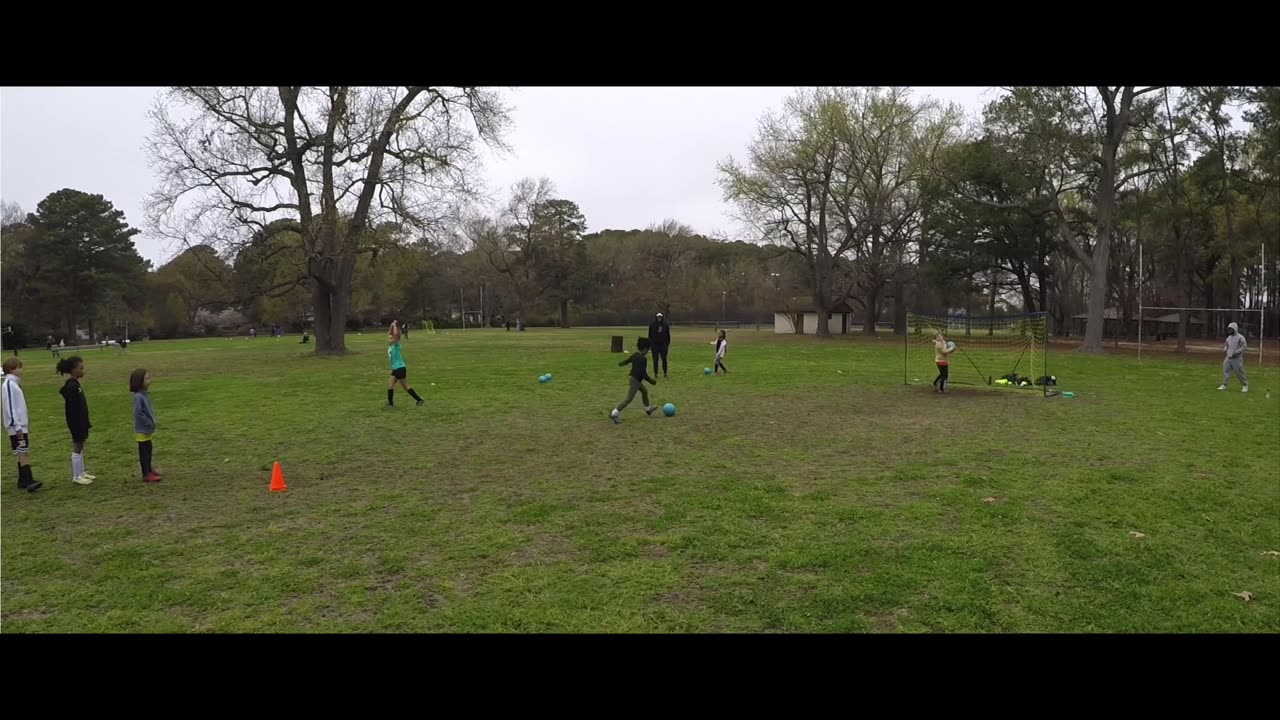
[
  {"x1": 615, "y1": 377, "x2": 650, "y2": 411},
  {"x1": 1222, "y1": 356, "x2": 1248, "y2": 386}
]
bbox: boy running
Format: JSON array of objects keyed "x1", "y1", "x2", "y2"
[{"x1": 610, "y1": 337, "x2": 658, "y2": 424}]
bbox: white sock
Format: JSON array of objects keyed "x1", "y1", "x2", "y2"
[
  {"x1": 72, "y1": 452, "x2": 83, "y2": 479},
  {"x1": 611, "y1": 408, "x2": 619, "y2": 416}
]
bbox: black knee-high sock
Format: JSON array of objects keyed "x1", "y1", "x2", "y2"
[
  {"x1": 18, "y1": 463, "x2": 33, "y2": 486},
  {"x1": 387, "y1": 389, "x2": 394, "y2": 405},
  {"x1": 407, "y1": 388, "x2": 423, "y2": 402}
]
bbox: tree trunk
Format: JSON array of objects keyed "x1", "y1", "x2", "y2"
[
  {"x1": 1079, "y1": 172, "x2": 1117, "y2": 352},
  {"x1": 559, "y1": 299, "x2": 570, "y2": 328},
  {"x1": 1019, "y1": 273, "x2": 1035, "y2": 315},
  {"x1": 310, "y1": 254, "x2": 356, "y2": 354},
  {"x1": 1078, "y1": 87, "x2": 1146, "y2": 354},
  {"x1": 1177, "y1": 258, "x2": 1189, "y2": 353},
  {"x1": 893, "y1": 277, "x2": 907, "y2": 336},
  {"x1": 1225, "y1": 197, "x2": 1240, "y2": 325},
  {"x1": 965, "y1": 291, "x2": 973, "y2": 337},
  {"x1": 988, "y1": 272, "x2": 997, "y2": 336},
  {"x1": 860, "y1": 294, "x2": 877, "y2": 335}
]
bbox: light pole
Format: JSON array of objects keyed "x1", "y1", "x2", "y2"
[{"x1": 721, "y1": 291, "x2": 727, "y2": 321}]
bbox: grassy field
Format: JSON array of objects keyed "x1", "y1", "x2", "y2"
[{"x1": 2, "y1": 327, "x2": 1277, "y2": 633}]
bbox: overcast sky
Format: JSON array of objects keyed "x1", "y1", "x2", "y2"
[{"x1": 1, "y1": 86, "x2": 999, "y2": 264}]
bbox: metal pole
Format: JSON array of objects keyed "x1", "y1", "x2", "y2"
[
  {"x1": 1260, "y1": 244, "x2": 1265, "y2": 368},
  {"x1": 1138, "y1": 240, "x2": 1143, "y2": 364},
  {"x1": 460, "y1": 288, "x2": 465, "y2": 331}
]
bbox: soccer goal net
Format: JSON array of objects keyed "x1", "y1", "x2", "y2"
[{"x1": 905, "y1": 312, "x2": 1049, "y2": 394}]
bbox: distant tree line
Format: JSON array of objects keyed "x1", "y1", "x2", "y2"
[{"x1": 3, "y1": 86, "x2": 1275, "y2": 353}]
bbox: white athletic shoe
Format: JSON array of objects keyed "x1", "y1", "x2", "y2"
[
  {"x1": 72, "y1": 475, "x2": 93, "y2": 485},
  {"x1": 1217, "y1": 385, "x2": 1228, "y2": 391},
  {"x1": 1242, "y1": 386, "x2": 1249, "y2": 393},
  {"x1": 610, "y1": 409, "x2": 621, "y2": 424},
  {"x1": 81, "y1": 472, "x2": 97, "y2": 481}
]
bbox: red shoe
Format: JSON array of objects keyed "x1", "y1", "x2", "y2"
[{"x1": 143, "y1": 472, "x2": 162, "y2": 483}]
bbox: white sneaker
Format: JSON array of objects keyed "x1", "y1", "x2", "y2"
[
  {"x1": 72, "y1": 475, "x2": 93, "y2": 485},
  {"x1": 1242, "y1": 386, "x2": 1249, "y2": 393},
  {"x1": 1217, "y1": 385, "x2": 1228, "y2": 391},
  {"x1": 81, "y1": 472, "x2": 97, "y2": 481}
]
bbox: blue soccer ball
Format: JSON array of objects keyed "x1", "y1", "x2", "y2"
[
  {"x1": 538, "y1": 375, "x2": 548, "y2": 383},
  {"x1": 704, "y1": 367, "x2": 712, "y2": 375},
  {"x1": 946, "y1": 340, "x2": 956, "y2": 352},
  {"x1": 545, "y1": 373, "x2": 553, "y2": 382},
  {"x1": 663, "y1": 403, "x2": 676, "y2": 417}
]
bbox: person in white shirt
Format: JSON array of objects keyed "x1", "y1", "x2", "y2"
[
  {"x1": 2, "y1": 357, "x2": 43, "y2": 492},
  {"x1": 711, "y1": 329, "x2": 729, "y2": 375}
]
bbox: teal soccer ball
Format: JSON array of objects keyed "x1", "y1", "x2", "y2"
[{"x1": 663, "y1": 403, "x2": 676, "y2": 417}]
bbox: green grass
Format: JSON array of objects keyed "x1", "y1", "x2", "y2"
[{"x1": 3, "y1": 327, "x2": 1277, "y2": 633}]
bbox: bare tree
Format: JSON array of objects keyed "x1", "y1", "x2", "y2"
[
  {"x1": 719, "y1": 88, "x2": 856, "y2": 337},
  {"x1": 721, "y1": 88, "x2": 958, "y2": 337},
  {"x1": 640, "y1": 219, "x2": 697, "y2": 316},
  {"x1": 146, "y1": 86, "x2": 510, "y2": 353},
  {"x1": 1, "y1": 199, "x2": 25, "y2": 228},
  {"x1": 474, "y1": 177, "x2": 554, "y2": 316}
]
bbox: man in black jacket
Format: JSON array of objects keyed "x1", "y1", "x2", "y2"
[{"x1": 647, "y1": 312, "x2": 671, "y2": 378}]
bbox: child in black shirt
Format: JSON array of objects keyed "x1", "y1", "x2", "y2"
[
  {"x1": 57, "y1": 356, "x2": 95, "y2": 485},
  {"x1": 610, "y1": 337, "x2": 658, "y2": 424}
]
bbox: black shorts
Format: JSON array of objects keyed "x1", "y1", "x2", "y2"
[
  {"x1": 391, "y1": 367, "x2": 407, "y2": 380},
  {"x1": 9, "y1": 432, "x2": 30, "y2": 455},
  {"x1": 71, "y1": 429, "x2": 90, "y2": 443}
]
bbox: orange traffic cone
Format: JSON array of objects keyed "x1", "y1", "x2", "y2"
[{"x1": 269, "y1": 462, "x2": 288, "y2": 493}]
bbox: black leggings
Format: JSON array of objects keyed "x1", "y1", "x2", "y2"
[
  {"x1": 138, "y1": 440, "x2": 154, "y2": 476},
  {"x1": 933, "y1": 363, "x2": 949, "y2": 390},
  {"x1": 652, "y1": 346, "x2": 669, "y2": 376}
]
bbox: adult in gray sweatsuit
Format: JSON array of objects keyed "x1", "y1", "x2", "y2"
[{"x1": 1217, "y1": 321, "x2": 1248, "y2": 392}]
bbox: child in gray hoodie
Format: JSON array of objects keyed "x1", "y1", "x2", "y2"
[
  {"x1": 1217, "y1": 322, "x2": 1248, "y2": 393},
  {"x1": 130, "y1": 368, "x2": 161, "y2": 481}
]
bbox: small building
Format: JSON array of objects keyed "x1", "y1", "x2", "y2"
[
  {"x1": 1070, "y1": 309, "x2": 1126, "y2": 337},
  {"x1": 1148, "y1": 312, "x2": 1207, "y2": 340},
  {"x1": 774, "y1": 298, "x2": 855, "y2": 335},
  {"x1": 1072, "y1": 309, "x2": 1211, "y2": 339}
]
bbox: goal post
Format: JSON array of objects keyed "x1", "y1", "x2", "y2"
[{"x1": 905, "y1": 312, "x2": 1050, "y2": 396}]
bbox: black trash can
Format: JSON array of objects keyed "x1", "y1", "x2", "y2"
[{"x1": 610, "y1": 335, "x2": 624, "y2": 353}]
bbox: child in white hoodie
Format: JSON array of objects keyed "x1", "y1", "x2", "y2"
[
  {"x1": 2, "y1": 357, "x2": 43, "y2": 492},
  {"x1": 711, "y1": 329, "x2": 729, "y2": 374}
]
